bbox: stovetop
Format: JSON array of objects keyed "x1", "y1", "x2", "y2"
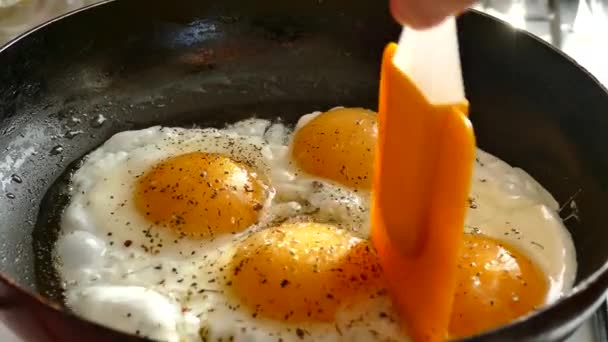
[{"x1": 0, "y1": 0, "x2": 607, "y2": 341}]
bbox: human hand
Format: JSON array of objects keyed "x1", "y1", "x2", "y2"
[{"x1": 389, "y1": 0, "x2": 476, "y2": 28}]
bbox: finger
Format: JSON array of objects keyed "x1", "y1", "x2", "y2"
[{"x1": 390, "y1": 0, "x2": 475, "y2": 29}]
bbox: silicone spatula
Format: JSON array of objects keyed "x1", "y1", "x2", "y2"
[{"x1": 371, "y1": 17, "x2": 476, "y2": 342}]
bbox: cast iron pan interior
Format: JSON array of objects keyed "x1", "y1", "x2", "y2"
[{"x1": 0, "y1": 0, "x2": 607, "y2": 340}]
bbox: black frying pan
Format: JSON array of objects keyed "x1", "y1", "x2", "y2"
[{"x1": 0, "y1": 0, "x2": 607, "y2": 341}]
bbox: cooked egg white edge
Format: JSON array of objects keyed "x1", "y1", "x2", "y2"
[
  {"x1": 467, "y1": 149, "x2": 577, "y2": 301},
  {"x1": 66, "y1": 285, "x2": 181, "y2": 342}
]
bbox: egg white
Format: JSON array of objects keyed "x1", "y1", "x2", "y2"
[
  {"x1": 465, "y1": 149, "x2": 577, "y2": 301},
  {"x1": 290, "y1": 110, "x2": 577, "y2": 304},
  {"x1": 55, "y1": 121, "x2": 402, "y2": 341},
  {"x1": 55, "y1": 112, "x2": 577, "y2": 341}
]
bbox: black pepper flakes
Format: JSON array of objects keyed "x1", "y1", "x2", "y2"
[{"x1": 295, "y1": 328, "x2": 305, "y2": 339}]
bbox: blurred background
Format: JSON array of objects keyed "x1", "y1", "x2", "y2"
[
  {"x1": 0, "y1": 0, "x2": 606, "y2": 341},
  {"x1": 473, "y1": 0, "x2": 608, "y2": 84}
]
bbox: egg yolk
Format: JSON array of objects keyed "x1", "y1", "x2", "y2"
[
  {"x1": 291, "y1": 108, "x2": 377, "y2": 190},
  {"x1": 135, "y1": 152, "x2": 265, "y2": 239},
  {"x1": 227, "y1": 222, "x2": 386, "y2": 322},
  {"x1": 448, "y1": 233, "x2": 548, "y2": 339}
]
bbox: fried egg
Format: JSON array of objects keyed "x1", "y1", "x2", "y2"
[
  {"x1": 54, "y1": 119, "x2": 399, "y2": 341},
  {"x1": 290, "y1": 108, "x2": 576, "y2": 338},
  {"x1": 54, "y1": 107, "x2": 576, "y2": 341}
]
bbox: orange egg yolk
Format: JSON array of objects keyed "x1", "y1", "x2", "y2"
[
  {"x1": 291, "y1": 108, "x2": 377, "y2": 190},
  {"x1": 135, "y1": 152, "x2": 266, "y2": 239},
  {"x1": 449, "y1": 233, "x2": 548, "y2": 339},
  {"x1": 227, "y1": 222, "x2": 386, "y2": 322}
]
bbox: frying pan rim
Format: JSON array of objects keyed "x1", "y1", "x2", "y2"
[
  {"x1": 0, "y1": 0, "x2": 113, "y2": 54},
  {"x1": 1, "y1": 1, "x2": 607, "y2": 340},
  {"x1": 464, "y1": 9, "x2": 608, "y2": 106}
]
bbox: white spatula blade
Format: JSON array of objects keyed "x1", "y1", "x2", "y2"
[{"x1": 393, "y1": 17, "x2": 466, "y2": 105}]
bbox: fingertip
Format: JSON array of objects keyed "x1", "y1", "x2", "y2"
[
  {"x1": 389, "y1": 0, "x2": 449, "y2": 29},
  {"x1": 389, "y1": 0, "x2": 407, "y2": 24}
]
